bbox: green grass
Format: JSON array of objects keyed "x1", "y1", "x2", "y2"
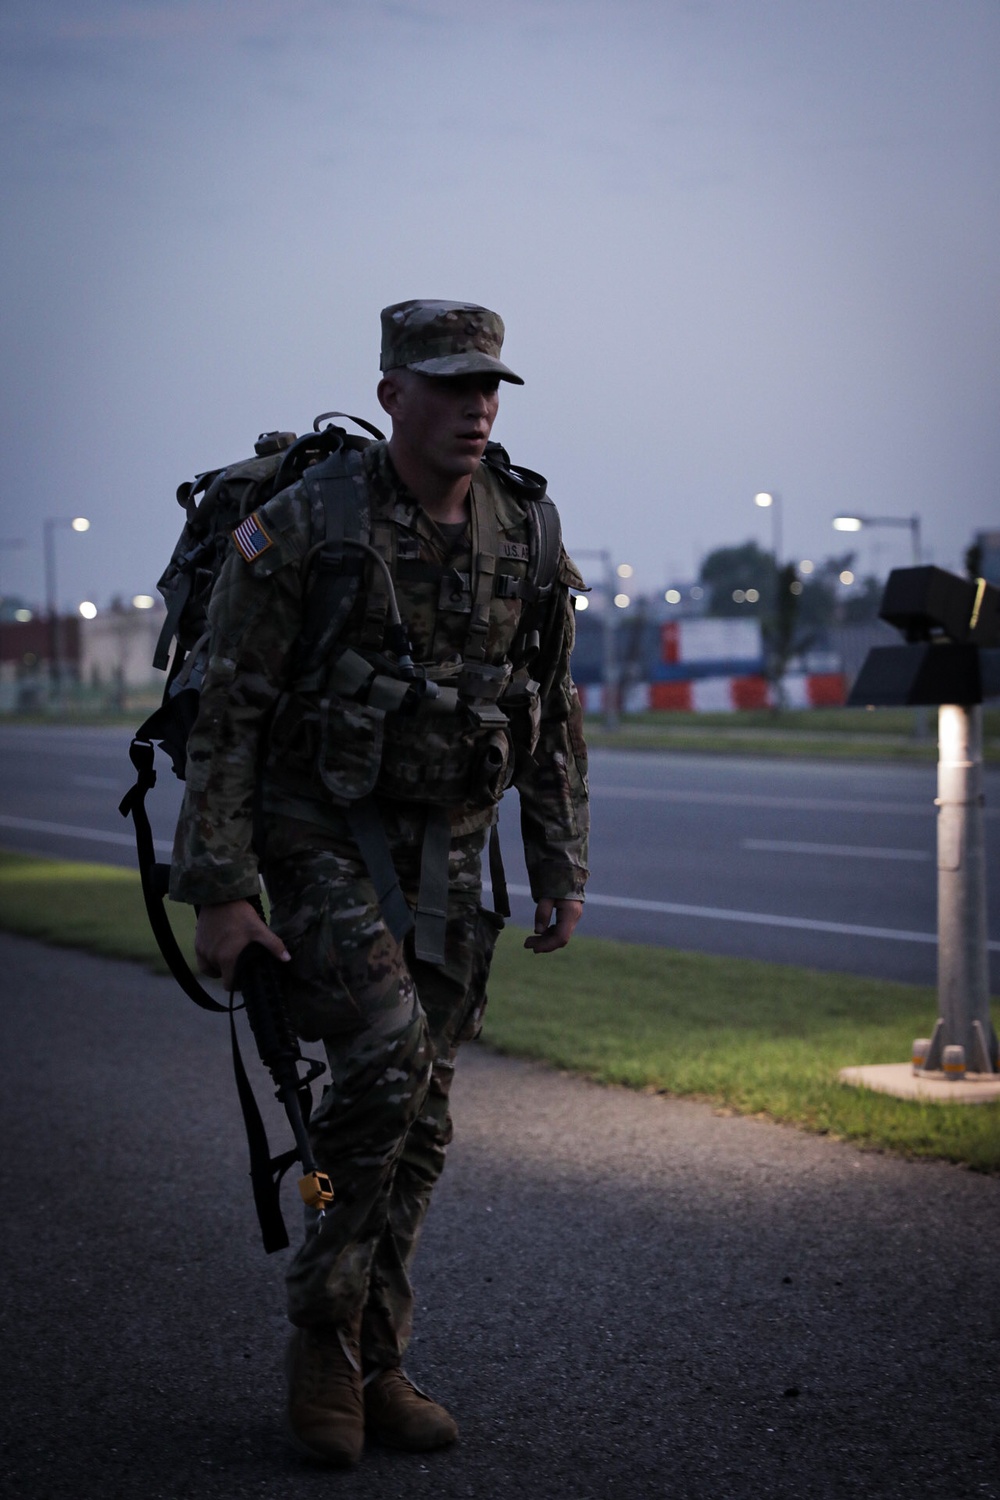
[
  {"x1": 0, "y1": 848, "x2": 197, "y2": 972},
  {"x1": 583, "y1": 707, "x2": 1000, "y2": 763},
  {"x1": 484, "y1": 933, "x2": 1000, "y2": 1172},
  {"x1": 1, "y1": 848, "x2": 997, "y2": 1170}
]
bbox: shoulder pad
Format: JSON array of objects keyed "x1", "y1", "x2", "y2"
[{"x1": 559, "y1": 550, "x2": 587, "y2": 592}]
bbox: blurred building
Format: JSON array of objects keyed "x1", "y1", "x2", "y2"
[
  {"x1": 79, "y1": 603, "x2": 168, "y2": 691},
  {"x1": 0, "y1": 614, "x2": 81, "y2": 710},
  {"x1": 0, "y1": 602, "x2": 167, "y2": 711}
]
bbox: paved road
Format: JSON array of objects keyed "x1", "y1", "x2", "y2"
[
  {"x1": 1, "y1": 932, "x2": 998, "y2": 1499},
  {"x1": 1, "y1": 724, "x2": 999, "y2": 986}
]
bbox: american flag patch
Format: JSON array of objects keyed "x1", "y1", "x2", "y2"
[{"x1": 232, "y1": 512, "x2": 274, "y2": 562}]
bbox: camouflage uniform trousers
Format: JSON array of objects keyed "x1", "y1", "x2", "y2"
[{"x1": 262, "y1": 803, "x2": 503, "y2": 1372}]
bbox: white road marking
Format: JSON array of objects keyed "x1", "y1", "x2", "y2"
[
  {"x1": 742, "y1": 838, "x2": 931, "y2": 862},
  {"x1": 1, "y1": 817, "x2": 995, "y2": 955},
  {"x1": 504, "y1": 884, "x2": 1000, "y2": 952},
  {"x1": 0, "y1": 815, "x2": 173, "y2": 855}
]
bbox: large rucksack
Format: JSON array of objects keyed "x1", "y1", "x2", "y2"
[{"x1": 118, "y1": 410, "x2": 563, "y2": 1251}]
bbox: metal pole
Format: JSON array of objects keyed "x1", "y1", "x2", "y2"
[
  {"x1": 601, "y1": 550, "x2": 619, "y2": 730},
  {"x1": 928, "y1": 703, "x2": 996, "y2": 1074},
  {"x1": 43, "y1": 519, "x2": 61, "y2": 703}
]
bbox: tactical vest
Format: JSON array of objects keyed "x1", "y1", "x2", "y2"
[
  {"x1": 127, "y1": 428, "x2": 566, "y2": 971},
  {"x1": 261, "y1": 445, "x2": 559, "y2": 830},
  {"x1": 119, "y1": 427, "x2": 569, "y2": 1250},
  {"x1": 239, "y1": 440, "x2": 567, "y2": 964}
]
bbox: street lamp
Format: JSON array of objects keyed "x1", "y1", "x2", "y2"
[
  {"x1": 753, "y1": 491, "x2": 782, "y2": 562},
  {"x1": 43, "y1": 515, "x2": 90, "y2": 700},
  {"x1": 832, "y1": 513, "x2": 922, "y2": 565}
]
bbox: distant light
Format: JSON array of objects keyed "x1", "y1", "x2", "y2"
[
  {"x1": 78, "y1": 600, "x2": 98, "y2": 619},
  {"x1": 790, "y1": 580, "x2": 804, "y2": 595},
  {"x1": 573, "y1": 594, "x2": 589, "y2": 611},
  {"x1": 132, "y1": 594, "x2": 156, "y2": 610},
  {"x1": 732, "y1": 589, "x2": 746, "y2": 603},
  {"x1": 664, "y1": 588, "x2": 681, "y2": 604},
  {"x1": 690, "y1": 585, "x2": 704, "y2": 600},
  {"x1": 753, "y1": 492, "x2": 774, "y2": 509},
  {"x1": 14, "y1": 608, "x2": 32, "y2": 622},
  {"x1": 833, "y1": 516, "x2": 863, "y2": 532},
  {"x1": 799, "y1": 559, "x2": 814, "y2": 574},
  {"x1": 839, "y1": 570, "x2": 855, "y2": 586},
  {"x1": 71, "y1": 517, "x2": 91, "y2": 533},
  {"x1": 616, "y1": 563, "x2": 634, "y2": 579},
  {"x1": 614, "y1": 593, "x2": 630, "y2": 609},
  {"x1": 745, "y1": 588, "x2": 760, "y2": 603}
]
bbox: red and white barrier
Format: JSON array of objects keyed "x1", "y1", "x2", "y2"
[{"x1": 578, "y1": 673, "x2": 846, "y2": 714}]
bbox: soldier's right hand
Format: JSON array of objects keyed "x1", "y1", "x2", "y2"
[{"x1": 195, "y1": 899, "x2": 291, "y2": 992}]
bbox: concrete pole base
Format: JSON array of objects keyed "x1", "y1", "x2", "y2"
[{"x1": 839, "y1": 1063, "x2": 1000, "y2": 1104}]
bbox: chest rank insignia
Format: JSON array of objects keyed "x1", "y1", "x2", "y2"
[{"x1": 232, "y1": 512, "x2": 274, "y2": 563}]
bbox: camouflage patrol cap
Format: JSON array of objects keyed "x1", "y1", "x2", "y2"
[{"x1": 380, "y1": 299, "x2": 524, "y2": 385}]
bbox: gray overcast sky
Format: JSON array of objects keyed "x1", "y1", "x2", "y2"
[{"x1": 1, "y1": 0, "x2": 998, "y2": 613}]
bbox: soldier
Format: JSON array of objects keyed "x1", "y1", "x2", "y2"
[{"x1": 170, "y1": 300, "x2": 589, "y2": 1466}]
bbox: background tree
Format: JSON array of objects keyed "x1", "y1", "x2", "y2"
[{"x1": 698, "y1": 541, "x2": 776, "y2": 616}]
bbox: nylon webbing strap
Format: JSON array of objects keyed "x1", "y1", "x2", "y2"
[
  {"x1": 488, "y1": 821, "x2": 510, "y2": 919},
  {"x1": 345, "y1": 798, "x2": 414, "y2": 943},
  {"x1": 414, "y1": 805, "x2": 451, "y2": 964},
  {"x1": 525, "y1": 494, "x2": 562, "y2": 604},
  {"x1": 362, "y1": 518, "x2": 395, "y2": 650},
  {"x1": 119, "y1": 737, "x2": 227, "y2": 1013},
  {"x1": 465, "y1": 481, "x2": 498, "y2": 665},
  {"x1": 153, "y1": 573, "x2": 192, "y2": 671},
  {"x1": 297, "y1": 450, "x2": 370, "y2": 689}
]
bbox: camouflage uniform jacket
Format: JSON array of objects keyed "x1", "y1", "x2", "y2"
[{"x1": 170, "y1": 441, "x2": 589, "y2": 908}]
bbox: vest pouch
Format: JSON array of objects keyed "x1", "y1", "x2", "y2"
[
  {"x1": 478, "y1": 727, "x2": 514, "y2": 804},
  {"x1": 317, "y1": 695, "x2": 385, "y2": 802},
  {"x1": 376, "y1": 697, "x2": 508, "y2": 806}
]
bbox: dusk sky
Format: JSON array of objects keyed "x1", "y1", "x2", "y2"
[{"x1": 1, "y1": 0, "x2": 997, "y2": 615}]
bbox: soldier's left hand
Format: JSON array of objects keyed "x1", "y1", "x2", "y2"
[{"x1": 523, "y1": 897, "x2": 583, "y2": 953}]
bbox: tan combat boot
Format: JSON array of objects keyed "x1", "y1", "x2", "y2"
[
  {"x1": 364, "y1": 1367, "x2": 459, "y2": 1451},
  {"x1": 286, "y1": 1319, "x2": 365, "y2": 1466}
]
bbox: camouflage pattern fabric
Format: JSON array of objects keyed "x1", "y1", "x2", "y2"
[
  {"x1": 170, "y1": 437, "x2": 587, "y2": 1351},
  {"x1": 171, "y1": 440, "x2": 589, "y2": 907},
  {"x1": 380, "y1": 299, "x2": 524, "y2": 384},
  {"x1": 266, "y1": 810, "x2": 501, "y2": 1362}
]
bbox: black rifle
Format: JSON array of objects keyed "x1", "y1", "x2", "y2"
[{"x1": 231, "y1": 942, "x2": 334, "y2": 1251}]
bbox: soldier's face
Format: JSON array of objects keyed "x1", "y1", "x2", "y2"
[{"x1": 380, "y1": 370, "x2": 501, "y2": 478}]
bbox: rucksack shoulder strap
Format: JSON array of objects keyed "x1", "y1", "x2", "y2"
[
  {"x1": 480, "y1": 442, "x2": 562, "y2": 606},
  {"x1": 295, "y1": 447, "x2": 371, "y2": 687},
  {"x1": 523, "y1": 492, "x2": 562, "y2": 605}
]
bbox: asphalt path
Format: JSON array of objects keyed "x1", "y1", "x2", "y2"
[
  {"x1": 1, "y1": 932, "x2": 998, "y2": 1500},
  {"x1": 0, "y1": 725, "x2": 998, "y2": 987}
]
